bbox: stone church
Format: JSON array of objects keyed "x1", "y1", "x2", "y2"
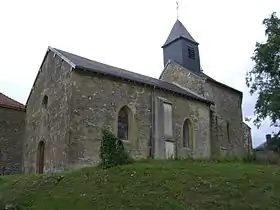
[{"x1": 0, "y1": 19, "x2": 252, "y2": 174}]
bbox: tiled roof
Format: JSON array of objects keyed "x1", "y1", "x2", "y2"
[
  {"x1": 254, "y1": 142, "x2": 266, "y2": 151},
  {"x1": 50, "y1": 47, "x2": 213, "y2": 105},
  {"x1": 0, "y1": 92, "x2": 25, "y2": 110}
]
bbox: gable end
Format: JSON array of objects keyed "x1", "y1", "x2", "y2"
[{"x1": 25, "y1": 47, "x2": 74, "y2": 107}]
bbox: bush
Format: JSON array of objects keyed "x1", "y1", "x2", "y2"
[
  {"x1": 242, "y1": 152, "x2": 257, "y2": 163},
  {"x1": 209, "y1": 156, "x2": 242, "y2": 163},
  {"x1": 100, "y1": 128, "x2": 133, "y2": 169},
  {"x1": 254, "y1": 150, "x2": 280, "y2": 165}
]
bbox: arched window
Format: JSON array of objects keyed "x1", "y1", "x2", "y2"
[
  {"x1": 183, "y1": 119, "x2": 193, "y2": 148},
  {"x1": 37, "y1": 141, "x2": 45, "y2": 174},
  {"x1": 118, "y1": 106, "x2": 129, "y2": 140},
  {"x1": 42, "y1": 95, "x2": 48, "y2": 108}
]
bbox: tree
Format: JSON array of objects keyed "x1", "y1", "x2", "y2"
[
  {"x1": 246, "y1": 12, "x2": 280, "y2": 137},
  {"x1": 267, "y1": 135, "x2": 280, "y2": 154}
]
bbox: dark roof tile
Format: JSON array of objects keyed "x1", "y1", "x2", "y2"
[
  {"x1": 51, "y1": 47, "x2": 213, "y2": 105},
  {"x1": 0, "y1": 93, "x2": 25, "y2": 110},
  {"x1": 162, "y1": 19, "x2": 198, "y2": 47}
]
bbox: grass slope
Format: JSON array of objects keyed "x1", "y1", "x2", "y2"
[{"x1": 1, "y1": 160, "x2": 280, "y2": 209}]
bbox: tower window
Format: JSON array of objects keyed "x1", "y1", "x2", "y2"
[{"x1": 188, "y1": 47, "x2": 195, "y2": 59}]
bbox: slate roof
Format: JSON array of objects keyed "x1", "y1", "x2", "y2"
[
  {"x1": 254, "y1": 142, "x2": 266, "y2": 151},
  {"x1": 0, "y1": 92, "x2": 25, "y2": 110},
  {"x1": 162, "y1": 19, "x2": 198, "y2": 47},
  {"x1": 50, "y1": 47, "x2": 213, "y2": 105}
]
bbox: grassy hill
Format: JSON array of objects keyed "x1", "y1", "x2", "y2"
[{"x1": 1, "y1": 159, "x2": 280, "y2": 210}]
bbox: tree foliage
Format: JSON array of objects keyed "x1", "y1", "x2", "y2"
[
  {"x1": 266, "y1": 135, "x2": 280, "y2": 154},
  {"x1": 100, "y1": 128, "x2": 133, "y2": 169},
  {"x1": 246, "y1": 12, "x2": 280, "y2": 134}
]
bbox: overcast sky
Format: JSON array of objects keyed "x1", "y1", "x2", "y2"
[{"x1": 0, "y1": 0, "x2": 279, "y2": 147}]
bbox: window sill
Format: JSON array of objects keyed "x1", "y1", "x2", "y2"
[
  {"x1": 164, "y1": 138, "x2": 175, "y2": 143},
  {"x1": 120, "y1": 139, "x2": 130, "y2": 143},
  {"x1": 182, "y1": 147, "x2": 192, "y2": 151},
  {"x1": 220, "y1": 146, "x2": 227, "y2": 151}
]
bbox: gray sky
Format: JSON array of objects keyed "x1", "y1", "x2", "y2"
[{"x1": 0, "y1": 0, "x2": 279, "y2": 147}]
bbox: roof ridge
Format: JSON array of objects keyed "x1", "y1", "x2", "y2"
[{"x1": 166, "y1": 59, "x2": 243, "y2": 95}]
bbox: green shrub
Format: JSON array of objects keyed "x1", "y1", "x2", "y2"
[
  {"x1": 100, "y1": 128, "x2": 133, "y2": 169},
  {"x1": 242, "y1": 152, "x2": 257, "y2": 163},
  {"x1": 208, "y1": 156, "x2": 242, "y2": 163},
  {"x1": 254, "y1": 150, "x2": 280, "y2": 165}
]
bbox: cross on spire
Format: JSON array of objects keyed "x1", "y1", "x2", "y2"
[{"x1": 176, "y1": 0, "x2": 179, "y2": 20}]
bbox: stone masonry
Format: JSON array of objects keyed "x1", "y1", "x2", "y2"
[
  {"x1": 160, "y1": 61, "x2": 245, "y2": 157},
  {"x1": 0, "y1": 105, "x2": 25, "y2": 175},
  {"x1": 68, "y1": 71, "x2": 211, "y2": 168},
  {"x1": 68, "y1": 71, "x2": 153, "y2": 167},
  {"x1": 242, "y1": 122, "x2": 253, "y2": 155},
  {"x1": 23, "y1": 50, "x2": 72, "y2": 173}
]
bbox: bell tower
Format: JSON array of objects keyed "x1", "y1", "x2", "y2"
[{"x1": 162, "y1": 19, "x2": 201, "y2": 73}]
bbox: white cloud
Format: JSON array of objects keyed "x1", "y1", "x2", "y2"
[{"x1": 0, "y1": 0, "x2": 279, "y2": 147}]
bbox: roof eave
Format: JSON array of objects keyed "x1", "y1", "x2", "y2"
[
  {"x1": 205, "y1": 77, "x2": 243, "y2": 96},
  {"x1": 25, "y1": 46, "x2": 77, "y2": 107},
  {"x1": 0, "y1": 104, "x2": 26, "y2": 112},
  {"x1": 73, "y1": 66, "x2": 213, "y2": 105},
  {"x1": 162, "y1": 36, "x2": 199, "y2": 48},
  {"x1": 49, "y1": 47, "x2": 76, "y2": 68}
]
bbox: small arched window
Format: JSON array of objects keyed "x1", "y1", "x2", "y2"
[
  {"x1": 183, "y1": 119, "x2": 193, "y2": 148},
  {"x1": 42, "y1": 95, "x2": 48, "y2": 108},
  {"x1": 118, "y1": 106, "x2": 129, "y2": 140}
]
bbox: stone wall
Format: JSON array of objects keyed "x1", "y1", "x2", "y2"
[
  {"x1": 160, "y1": 61, "x2": 206, "y2": 95},
  {"x1": 160, "y1": 61, "x2": 245, "y2": 157},
  {"x1": 154, "y1": 89, "x2": 211, "y2": 159},
  {"x1": 68, "y1": 71, "x2": 152, "y2": 169},
  {"x1": 204, "y1": 80, "x2": 244, "y2": 156},
  {"x1": 68, "y1": 70, "x2": 211, "y2": 169},
  {"x1": 23, "y1": 50, "x2": 72, "y2": 173},
  {"x1": 0, "y1": 106, "x2": 25, "y2": 175},
  {"x1": 242, "y1": 122, "x2": 253, "y2": 155}
]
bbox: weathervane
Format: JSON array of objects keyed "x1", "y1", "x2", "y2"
[{"x1": 176, "y1": 0, "x2": 179, "y2": 19}]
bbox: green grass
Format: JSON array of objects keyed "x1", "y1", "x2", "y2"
[{"x1": 1, "y1": 159, "x2": 280, "y2": 209}]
